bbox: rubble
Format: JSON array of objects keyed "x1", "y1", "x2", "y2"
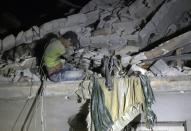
[
  {"x1": 13, "y1": 68, "x2": 40, "y2": 82},
  {"x1": 2, "y1": 34, "x2": 15, "y2": 52},
  {"x1": 1, "y1": 0, "x2": 191, "y2": 83},
  {"x1": 150, "y1": 59, "x2": 185, "y2": 76},
  {"x1": 15, "y1": 31, "x2": 25, "y2": 45},
  {"x1": 139, "y1": 0, "x2": 191, "y2": 48},
  {"x1": 131, "y1": 31, "x2": 191, "y2": 62}
]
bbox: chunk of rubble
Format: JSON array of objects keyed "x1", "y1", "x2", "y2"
[
  {"x1": 150, "y1": 59, "x2": 185, "y2": 76},
  {"x1": 13, "y1": 68, "x2": 40, "y2": 82},
  {"x1": 139, "y1": 0, "x2": 191, "y2": 48},
  {"x1": 65, "y1": 13, "x2": 87, "y2": 27},
  {"x1": 16, "y1": 31, "x2": 25, "y2": 45},
  {"x1": 90, "y1": 33, "x2": 127, "y2": 50},
  {"x1": 25, "y1": 28, "x2": 34, "y2": 43},
  {"x1": 85, "y1": 10, "x2": 100, "y2": 26},
  {"x1": 121, "y1": 55, "x2": 132, "y2": 67},
  {"x1": 2, "y1": 34, "x2": 15, "y2": 52}
]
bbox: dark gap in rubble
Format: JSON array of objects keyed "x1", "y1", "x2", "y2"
[{"x1": 124, "y1": 0, "x2": 136, "y2": 6}]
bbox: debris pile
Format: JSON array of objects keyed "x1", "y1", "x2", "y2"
[{"x1": 0, "y1": 0, "x2": 191, "y2": 83}]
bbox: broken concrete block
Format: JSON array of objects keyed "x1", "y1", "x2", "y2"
[
  {"x1": 80, "y1": 0, "x2": 97, "y2": 13},
  {"x1": 150, "y1": 59, "x2": 169, "y2": 75},
  {"x1": 92, "y1": 28, "x2": 112, "y2": 36},
  {"x1": 32, "y1": 26, "x2": 41, "y2": 40},
  {"x1": 25, "y1": 28, "x2": 34, "y2": 43},
  {"x1": 150, "y1": 59, "x2": 185, "y2": 76},
  {"x1": 50, "y1": 18, "x2": 67, "y2": 32},
  {"x1": 13, "y1": 68, "x2": 40, "y2": 82},
  {"x1": 139, "y1": 0, "x2": 191, "y2": 49},
  {"x1": 131, "y1": 52, "x2": 147, "y2": 64},
  {"x1": 90, "y1": 33, "x2": 127, "y2": 50},
  {"x1": 59, "y1": 26, "x2": 82, "y2": 35},
  {"x1": 65, "y1": 13, "x2": 87, "y2": 27},
  {"x1": 129, "y1": 0, "x2": 164, "y2": 19},
  {"x1": 40, "y1": 22, "x2": 54, "y2": 37},
  {"x1": 2, "y1": 34, "x2": 15, "y2": 52},
  {"x1": 112, "y1": 21, "x2": 137, "y2": 35},
  {"x1": 123, "y1": 34, "x2": 141, "y2": 43},
  {"x1": 16, "y1": 31, "x2": 25, "y2": 45},
  {"x1": 40, "y1": 18, "x2": 66, "y2": 37},
  {"x1": 121, "y1": 55, "x2": 132, "y2": 67},
  {"x1": 85, "y1": 10, "x2": 100, "y2": 26},
  {"x1": 97, "y1": 11, "x2": 112, "y2": 28}
]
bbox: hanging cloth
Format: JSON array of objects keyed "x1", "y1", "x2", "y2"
[{"x1": 91, "y1": 76, "x2": 145, "y2": 131}]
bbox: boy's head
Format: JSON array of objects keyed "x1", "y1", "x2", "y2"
[{"x1": 61, "y1": 31, "x2": 80, "y2": 50}]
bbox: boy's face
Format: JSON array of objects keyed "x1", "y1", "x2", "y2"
[{"x1": 65, "y1": 38, "x2": 73, "y2": 48}]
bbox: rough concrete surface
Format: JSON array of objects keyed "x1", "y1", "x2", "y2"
[{"x1": 0, "y1": 96, "x2": 82, "y2": 131}]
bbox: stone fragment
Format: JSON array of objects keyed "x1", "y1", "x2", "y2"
[
  {"x1": 65, "y1": 13, "x2": 87, "y2": 27},
  {"x1": 16, "y1": 31, "x2": 25, "y2": 45},
  {"x1": 2, "y1": 34, "x2": 15, "y2": 52},
  {"x1": 150, "y1": 59, "x2": 185, "y2": 76},
  {"x1": 25, "y1": 28, "x2": 33, "y2": 43}
]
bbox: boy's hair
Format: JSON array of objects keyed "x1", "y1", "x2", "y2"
[{"x1": 62, "y1": 31, "x2": 80, "y2": 50}]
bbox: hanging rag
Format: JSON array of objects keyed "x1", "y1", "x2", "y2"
[
  {"x1": 91, "y1": 76, "x2": 145, "y2": 131},
  {"x1": 138, "y1": 74, "x2": 157, "y2": 129}
]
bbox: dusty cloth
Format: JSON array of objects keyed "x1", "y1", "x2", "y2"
[
  {"x1": 43, "y1": 38, "x2": 66, "y2": 70},
  {"x1": 91, "y1": 76, "x2": 145, "y2": 131},
  {"x1": 75, "y1": 75, "x2": 156, "y2": 131}
]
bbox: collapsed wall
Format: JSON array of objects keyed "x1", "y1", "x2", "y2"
[{"x1": 0, "y1": 0, "x2": 191, "y2": 53}]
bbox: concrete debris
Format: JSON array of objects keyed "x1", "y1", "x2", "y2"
[
  {"x1": 15, "y1": 31, "x2": 25, "y2": 45},
  {"x1": 90, "y1": 33, "x2": 128, "y2": 50},
  {"x1": 128, "y1": 0, "x2": 164, "y2": 20},
  {"x1": 25, "y1": 28, "x2": 34, "y2": 43},
  {"x1": 150, "y1": 59, "x2": 185, "y2": 76},
  {"x1": 177, "y1": 9, "x2": 191, "y2": 29},
  {"x1": 112, "y1": 22, "x2": 137, "y2": 35},
  {"x1": 20, "y1": 57, "x2": 36, "y2": 69},
  {"x1": 131, "y1": 31, "x2": 191, "y2": 63},
  {"x1": 139, "y1": 0, "x2": 191, "y2": 48},
  {"x1": 2, "y1": 34, "x2": 15, "y2": 52},
  {"x1": 24, "y1": 26, "x2": 41, "y2": 43},
  {"x1": 131, "y1": 52, "x2": 147, "y2": 64},
  {"x1": 65, "y1": 13, "x2": 87, "y2": 27},
  {"x1": 92, "y1": 28, "x2": 113, "y2": 36},
  {"x1": 121, "y1": 55, "x2": 132, "y2": 67},
  {"x1": 1, "y1": 0, "x2": 191, "y2": 83},
  {"x1": 13, "y1": 68, "x2": 40, "y2": 82},
  {"x1": 60, "y1": 26, "x2": 82, "y2": 35},
  {"x1": 0, "y1": 75, "x2": 13, "y2": 82},
  {"x1": 183, "y1": 66, "x2": 191, "y2": 75},
  {"x1": 85, "y1": 10, "x2": 100, "y2": 26}
]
